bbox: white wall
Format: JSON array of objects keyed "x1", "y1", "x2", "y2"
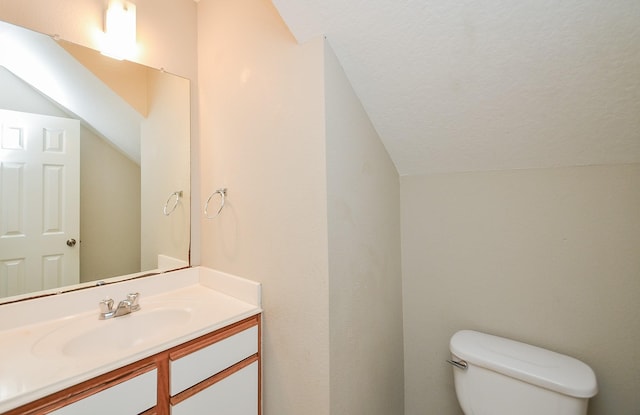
[
  {"x1": 197, "y1": 0, "x2": 330, "y2": 413},
  {"x1": 325, "y1": 42, "x2": 404, "y2": 414},
  {"x1": 401, "y1": 163, "x2": 640, "y2": 415},
  {"x1": 0, "y1": 68, "x2": 67, "y2": 115}
]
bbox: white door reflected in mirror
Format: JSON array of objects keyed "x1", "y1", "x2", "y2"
[{"x1": 0, "y1": 109, "x2": 80, "y2": 297}]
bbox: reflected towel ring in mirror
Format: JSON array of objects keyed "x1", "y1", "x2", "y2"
[
  {"x1": 163, "y1": 190, "x2": 183, "y2": 216},
  {"x1": 205, "y1": 188, "x2": 227, "y2": 219}
]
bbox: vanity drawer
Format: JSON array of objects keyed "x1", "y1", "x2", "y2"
[
  {"x1": 50, "y1": 368, "x2": 157, "y2": 415},
  {"x1": 169, "y1": 323, "x2": 258, "y2": 396},
  {"x1": 171, "y1": 361, "x2": 258, "y2": 415}
]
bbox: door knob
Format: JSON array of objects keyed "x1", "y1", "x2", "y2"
[{"x1": 66, "y1": 238, "x2": 77, "y2": 247}]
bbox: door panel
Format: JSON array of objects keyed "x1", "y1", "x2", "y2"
[{"x1": 0, "y1": 109, "x2": 80, "y2": 297}]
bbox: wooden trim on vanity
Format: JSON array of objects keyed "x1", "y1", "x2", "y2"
[
  {"x1": 258, "y1": 313, "x2": 262, "y2": 415},
  {"x1": 168, "y1": 314, "x2": 260, "y2": 360},
  {"x1": 4, "y1": 357, "x2": 157, "y2": 415},
  {"x1": 154, "y1": 351, "x2": 170, "y2": 415}
]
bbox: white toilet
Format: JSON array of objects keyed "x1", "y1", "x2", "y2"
[{"x1": 448, "y1": 330, "x2": 598, "y2": 415}]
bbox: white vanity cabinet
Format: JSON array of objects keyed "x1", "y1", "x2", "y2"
[
  {"x1": 171, "y1": 361, "x2": 258, "y2": 415},
  {"x1": 3, "y1": 356, "x2": 163, "y2": 415},
  {"x1": 169, "y1": 317, "x2": 260, "y2": 415},
  {"x1": 49, "y1": 369, "x2": 157, "y2": 415},
  {"x1": 4, "y1": 315, "x2": 261, "y2": 415}
]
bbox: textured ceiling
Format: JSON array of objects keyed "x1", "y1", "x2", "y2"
[{"x1": 271, "y1": 0, "x2": 640, "y2": 175}]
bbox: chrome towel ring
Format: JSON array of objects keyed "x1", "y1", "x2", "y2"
[
  {"x1": 163, "y1": 190, "x2": 183, "y2": 216},
  {"x1": 205, "y1": 188, "x2": 227, "y2": 219}
]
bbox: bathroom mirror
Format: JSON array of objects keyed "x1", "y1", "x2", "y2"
[{"x1": 0, "y1": 20, "x2": 190, "y2": 303}]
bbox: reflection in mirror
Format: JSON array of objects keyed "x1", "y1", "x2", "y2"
[{"x1": 0, "y1": 20, "x2": 190, "y2": 302}]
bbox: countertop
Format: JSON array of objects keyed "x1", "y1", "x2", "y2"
[{"x1": 0, "y1": 266, "x2": 262, "y2": 413}]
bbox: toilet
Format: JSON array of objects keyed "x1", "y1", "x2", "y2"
[{"x1": 448, "y1": 330, "x2": 598, "y2": 415}]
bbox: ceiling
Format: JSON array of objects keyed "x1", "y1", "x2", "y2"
[{"x1": 271, "y1": 0, "x2": 640, "y2": 176}]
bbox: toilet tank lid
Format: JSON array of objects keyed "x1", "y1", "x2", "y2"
[{"x1": 450, "y1": 330, "x2": 598, "y2": 398}]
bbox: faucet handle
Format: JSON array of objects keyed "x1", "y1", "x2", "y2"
[
  {"x1": 127, "y1": 292, "x2": 140, "y2": 312},
  {"x1": 99, "y1": 298, "x2": 114, "y2": 313}
]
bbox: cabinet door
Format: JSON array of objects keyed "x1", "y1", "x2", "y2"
[
  {"x1": 171, "y1": 361, "x2": 258, "y2": 415},
  {"x1": 50, "y1": 369, "x2": 157, "y2": 415}
]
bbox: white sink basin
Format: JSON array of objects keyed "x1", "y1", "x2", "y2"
[{"x1": 32, "y1": 306, "x2": 192, "y2": 358}]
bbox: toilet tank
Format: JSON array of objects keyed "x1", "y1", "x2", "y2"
[{"x1": 449, "y1": 330, "x2": 598, "y2": 415}]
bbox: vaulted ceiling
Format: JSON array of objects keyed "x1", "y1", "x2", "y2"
[{"x1": 272, "y1": 1, "x2": 640, "y2": 175}]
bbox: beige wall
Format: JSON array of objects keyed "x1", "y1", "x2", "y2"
[
  {"x1": 198, "y1": 1, "x2": 406, "y2": 414},
  {"x1": 140, "y1": 70, "x2": 191, "y2": 270},
  {"x1": 401, "y1": 163, "x2": 640, "y2": 415},
  {"x1": 325, "y1": 42, "x2": 404, "y2": 414},
  {"x1": 197, "y1": 0, "x2": 330, "y2": 413},
  {"x1": 61, "y1": 41, "x2": 150, "y2": 116},
  {"x1": 81, "y1": 127, "x2": 141, "y2": 281}
]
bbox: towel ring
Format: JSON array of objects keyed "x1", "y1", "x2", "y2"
[
  {"x1": 205, "y1": 188, "x2": 227, "y2": 219},
  {"x1": 163, "y1": 190, "x2": 183, "y2": 216}
]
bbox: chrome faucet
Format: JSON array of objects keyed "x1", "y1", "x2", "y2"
[{"x1": 99, "y1": 293, "x2": 141, "y2": 319}]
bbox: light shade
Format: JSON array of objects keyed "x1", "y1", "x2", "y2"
[{"x1": 102, "y1": 0, "x2": 137, "y2": 60}]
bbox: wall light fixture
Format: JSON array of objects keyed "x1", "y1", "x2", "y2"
[{"x1": 101, "y1": 0, "x2": 137, "y2": 60}]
